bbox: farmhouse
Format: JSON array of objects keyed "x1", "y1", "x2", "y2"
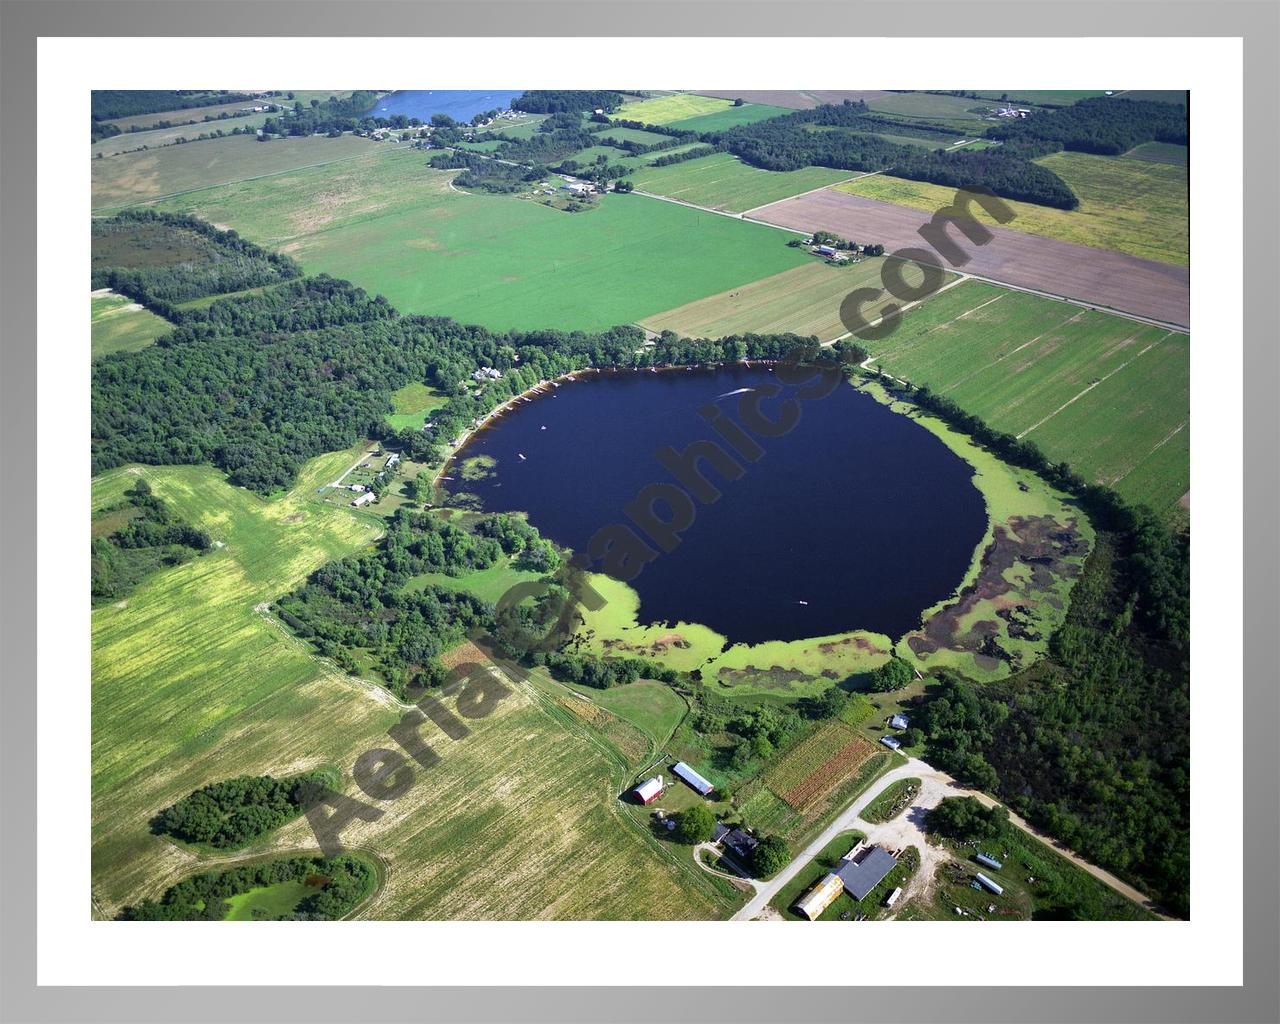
[
  {"x1": 633, "y1": 775, "x2": 664, "y2": 805},
  {"x1": 385, "y1": 452, "x2": 401, "y2": 468},
  {"x1": 671, "y1": 761, "x2": 714, "y2": 796},
  {"x1": 717, "y1": 826, "x2": 759, "y2": 864}
]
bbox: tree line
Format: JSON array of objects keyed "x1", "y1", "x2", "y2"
[
  {"x1": 512, "y1": 90, "x2": 624, "y2": 114},
  {"x1": 987, "y1": 96, "x2": 1188, "y2": 156},
  {"x1": 716, "y1": 99, "x2": 1079, "y2": 209},
  {"x1": 152, "y1": 769, "x2": 338, "y2": 849},
  {"x1": 91, "y1": 90, "x2": 262, "y2": 122}
]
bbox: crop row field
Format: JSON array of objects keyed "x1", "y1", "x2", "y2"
[
  {"x1": 90, "y1": 291, "x2": 171, "y2": 360},
  {"x1": 91, "y1": 451, "x2": 726, "y2": 921},
  {"x1": 835, "y1": 150, "x2": 1189, "y2": 266},
  {"x1": 153, "y1": 146, "x2": 811, "y2": 333},
  {"x1": 751, "y1": 188, "x2": 1188, "y2": 328},
  {"x1": 861, "y1": 280, "x2": 1189, "y2": 517},
  {"x1": 628, "y1": 151, "x2": 857, "y2": 213},
  {"x1": 640, "y1": 259, "x2": 960, "y2": 343}
]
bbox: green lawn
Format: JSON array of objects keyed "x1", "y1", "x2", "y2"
[
  {"x1": 155, "y1": 147, "x2": 810, "y2": 332},
  {"x1": 91, "y1": 292, "x2": 172, "y2": 360},
  {"x1": 629, "y1": 152, "x2": 857, "y2": 213},
  {"x1": 859, "y1": 280, "x2": 1189, "y2": 518}
]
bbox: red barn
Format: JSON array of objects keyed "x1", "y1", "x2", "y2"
[{"x1": 634, "y1": 775, "x2": 664, "y2": 805}]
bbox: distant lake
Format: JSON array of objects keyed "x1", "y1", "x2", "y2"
[
  {"x1": 447, "y1": 366, "x2": 987, "y2": 645},
  {"x1": 366, "y1": 90, "x2": 522, "y2": 123}
]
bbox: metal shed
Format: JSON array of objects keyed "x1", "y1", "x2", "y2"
[{"x1": 672, "y1": 761, "x2": 714, "y2": 796}]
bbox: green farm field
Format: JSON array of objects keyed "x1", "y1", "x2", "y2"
[
  {"x1": 92, "y1": 133, "x2": 385, "y2": 210},
  {"x1": 91, "y1": 291, "x2": 171, "y2": 359},
  {"x1": 153, "y1": 147, "x2": 811, "y2": 332},
  {"x1": 665, "y1": 102, "x2": 792, "y2": 133},
  {"x1": 593, "y1": 126, "x2": 672, "y2": 146},
  {"x1": 91, "y1": 450, "x2": 728, "y2": 921},
  {"x1": 641, "y1": 259, "x2": 959, "y2": 342},
  {"x1": 836, "y1": 150, "x2": 1188, "y2": 266},
  {"x1": 1123, "y1": 141, "x2": 1189, "y2": 166},
  {"x1": 629, "y1": 152, "x2": 857, "y2": 213},
  {"x1": 861, "y1": 281, "x2": 1189, "y2": 517},
  {"x1": 92, "y1": 113, "x2": 277, "y2": 159},
  {"x1": 616, "y1": 93, "x2": 732, "y2": 124}
]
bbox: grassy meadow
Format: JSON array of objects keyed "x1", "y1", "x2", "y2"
[
  {"x1": 836, "y1": 150, "x2": 1189, "y2": 265},
  {"x1": 91, "y1": 291, "x2": 172, "y2": 359},
  {"x1": 92, "y1": 133, "x2": 385, "y2": 209},
  {"x1": 858, "y1": 281, "x2": 1189, "y2": 518},
  {"x1": 629, "y1": 152, "x2": 856, "y2": 213},
  {"x1": 152, "y1": 147, "x2": 810, "y2": 332},
  {"x1": 91, "y1": 449, "x2": 730, "y2": 921},
  {"x1": 386, "y1": 381, "x2": 449, "y2": 432}
]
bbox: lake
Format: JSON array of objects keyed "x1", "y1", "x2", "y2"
[
  {"x1": 365, "y1": 90, "x2": 523, "y2": 124},
  {"x1": 446, "y1": 366, "x2": 987, "y2": 645}
]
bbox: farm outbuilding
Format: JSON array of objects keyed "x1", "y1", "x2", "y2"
[
  {"x1": 880, "y1": 735, "x2": 901, "y2": 750},
  {"x1": 351, "y1": 492, "x2": 376, "y2": 507},
  {"x1": 889, "y1": 713, "x2": 909, "y2": 730},
  {"x1": 633, "y1": 775, "x2": 664, "y2": 805},
  {"x1": 795, "y1": 872, "x2": 844, "y2": 921},
  {"x1": 835, "y1": 845, "x2": 898, "y2": 901},
  {"x1": 672, "y1": 761, "x2": 714, "y2": 796},
  {"x1": 976, "y1": 852, "x2": 1004, "y2": 871}
]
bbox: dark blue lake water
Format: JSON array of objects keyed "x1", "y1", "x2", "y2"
[
  {"x1": 366, "y1": 90, "x2": 522, "y2": 123},
  {"x1": 447, "y1": 366, "x2": 987, "y2": 644}
]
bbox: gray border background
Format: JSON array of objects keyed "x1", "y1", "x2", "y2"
[{"x1": 1, "y1": 2, "x2": 1276, "y2": 1022}]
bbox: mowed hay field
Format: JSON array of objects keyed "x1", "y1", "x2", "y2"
[
  {"x1": 91, "y1": 453, "x2": 725, "y2": 920},
  {"x1": 92, "y1": 133, "x2": 384, "y2": 209},
  {"x1": 863, "y1": 280, "x2": 1189, "y2": 516},
  {"x1": 629, "y1": 152, "x2": 857, "y2": 213},
  {"x1": 154, "y1": 147, "x2": 810, "y2": 332},
  {"x1": 91, "y1": 291, "x2": 172, "y2": 359},
  {"x1": 641, "y1": 259, "x2": 959, "y2": 342},
  {"x1": 615, "y1": 93, "x2": 733, "y2": 124},
  {"x1": 837, "y1": 150, "x2": 1188, "y2": 266}
]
